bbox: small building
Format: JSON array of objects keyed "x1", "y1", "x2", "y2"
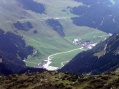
[{"x1": 73, "y1": 39, "x2": 80, "y2": 45}]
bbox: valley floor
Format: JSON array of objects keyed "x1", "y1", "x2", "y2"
[
  {"x1": 24, "y1": 30, "x2": 109, "y2": 70},
  {"x1": 38, "y1": 47, "x2": 85, "y2": 71}
]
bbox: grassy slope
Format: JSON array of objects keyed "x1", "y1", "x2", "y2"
[
  {"x1": 50, "y1": 48, "x2": 83, "y2": 67},
  {"x1": 50, "y1": 30, "x2": 108, "y2": 68},
  {"x1": 0, "y1": 0, "x2": 108, "y2": 67},
  {"x1": 25, "y1": 30, "x2": 108, "y2": 67}
]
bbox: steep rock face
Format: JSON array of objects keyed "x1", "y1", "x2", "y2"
[
  {"x1": 61, "y1": 33, "x2": 119, "y2": 75},
  {"x1": 71, "y1": 0, "x2": 119, "y2": 33}
]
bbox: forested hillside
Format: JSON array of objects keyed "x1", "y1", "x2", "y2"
[{"x1": 61, "y1": 32, "x2": 119, "y2": 75}]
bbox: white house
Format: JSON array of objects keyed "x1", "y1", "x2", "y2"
[{"x1": 73, "y1": 39, "x2": 80, "y2": 44}]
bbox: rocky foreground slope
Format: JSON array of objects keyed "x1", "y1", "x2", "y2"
[{"x1": 0, "y1": 71, "x2": 119, "y2": 89}]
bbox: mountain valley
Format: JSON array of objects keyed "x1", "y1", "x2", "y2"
[
  {"x1": 0, "y1": 0, "x2": 119, "y2": 89},
  {"x1": 0, "y1": 0, "x2": 119, "y2": 81},
  {"x1": 0, "y1": 0, "x2": 112, "y2": 71}
]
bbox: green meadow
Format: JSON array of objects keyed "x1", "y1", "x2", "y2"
[
  {"x1": 0, "y1": 0, "x2": 109, "y2": 68},
  {"x1": 25, "y1": 29, "x2": 108, "y2": 67}
]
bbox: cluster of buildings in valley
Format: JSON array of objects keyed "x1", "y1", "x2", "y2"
[
  {"x1": 73, "y1": 38, "x2": 97, "y2": 49},
  {"x1": 72, "y1": 34, "x2": 111, "y2": 49}
]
